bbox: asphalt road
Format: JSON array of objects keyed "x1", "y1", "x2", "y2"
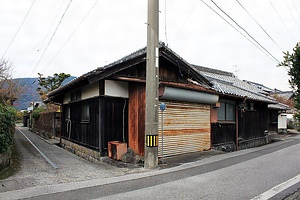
[
  {"x1": 0, "y1": 126, "x2": 146, "y2": 193},
  {"x1": 15, "y1": 135, "x2": 300, "y2": 200}
]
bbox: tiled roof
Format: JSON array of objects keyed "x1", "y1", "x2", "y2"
[
  {"x1": 273, "y1": 91, "x2": 294, "y2": 100},
  {"x1": 48, "y1": 43, "x2": 211, "y2": 98},
  {"x1": 192, "y1": 65, "x2": 276, "y2": 103},
  {"x1": 268, "y1": 102, "x2": 290, "y2": 110}
]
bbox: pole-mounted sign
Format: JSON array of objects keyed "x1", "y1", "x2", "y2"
[{"x1": 160, "y1": 102, "x2": 166, "y2": 163}]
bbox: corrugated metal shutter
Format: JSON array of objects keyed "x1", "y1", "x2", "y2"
[{"x1": 158, "y1": 101, "x2": 211, "y2": 157}]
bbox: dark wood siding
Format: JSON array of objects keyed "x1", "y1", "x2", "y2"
[
  {"x1": 211, "y1": 123, "x2": 236, "y2": 145},
  {"x1": 102, "y1": 97, "x2": 128, "y2": 152},
  {"x1": 62, "y1": 98, "x2": 100, "y2": 149},
  {"x1": 114, "y1": 57, "x2": 189, "y2": 84},
  {"x1": 268, "y1": 110, "x2": 278, "y2": 132},
  {"x1": 238, "y1": 102, "x2": 268, "y2": 142},
  {"x1": 62, "y1": 96, "x2": 128, "y2": 154},
  {"x1": 211, "y1": 99, "x2": 237, "y2": 148}
]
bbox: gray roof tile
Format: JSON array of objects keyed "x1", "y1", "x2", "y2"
[{"x1": 193, "y1": 65, "x2": 276, "y2": 103}]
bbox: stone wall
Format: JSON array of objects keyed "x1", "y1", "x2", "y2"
[
  {"x1": 32, "y1": 112, "x2": 60, "y2": 139},
  {"x1": 238, "y1": 136, "x2": 267, "y2": 150},
  {"x1": 61, "y1": 139, "x2": 101, "y2": 163},
  {"x1": 0, "y1": 151, "x2": 11, "y2": 172}
]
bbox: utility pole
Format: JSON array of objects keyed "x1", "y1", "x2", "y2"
[{"x1": 144, "y1": 0, "x2": 159, "y2": 169}]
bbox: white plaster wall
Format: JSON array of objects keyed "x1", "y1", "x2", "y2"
[
  {"x1": 82, "y1": 82, "x2": 99, "y2": 100},
  {"x1": 105, "y1": 80, "x2": 128, "y2": 98}
]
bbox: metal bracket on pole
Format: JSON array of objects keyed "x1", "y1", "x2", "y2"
[{"x1": 160, "y1": 102, "x2": 166, "y2": 164}]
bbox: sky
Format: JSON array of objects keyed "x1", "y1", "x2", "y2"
[{"x1": 1, "y1": 0, "x2": 300, "y2": 91}]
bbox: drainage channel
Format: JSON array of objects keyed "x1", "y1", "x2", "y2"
[{"x1": 17, "y1": 128, "x2": 58, "y2": 169}]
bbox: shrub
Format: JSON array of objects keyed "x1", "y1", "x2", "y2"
[
  {"x1": 0, "y1": 104, "x2": 16, "y2": 153},
  {"x1": 32, "y1": 107, "x2": 46, "y2": 119}
]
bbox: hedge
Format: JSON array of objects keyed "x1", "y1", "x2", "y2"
[{"x1": 0, "y1": 104, "x2": 16, "y2": 153}]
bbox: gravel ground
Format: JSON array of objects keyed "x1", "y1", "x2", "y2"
[{"x1": 0, "y1": 125, "x2": 148, "y2": 192}]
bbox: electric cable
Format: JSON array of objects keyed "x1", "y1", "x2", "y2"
[
  {"x1": 235, "y1": 0, "x2": 283, "y2": 52},
  {"x1": 173, "y1": 0, "x2": 199, "y2": 43},
  {"x1": 14, "y1": 0, "x2": 68, "y2": 80},
  {"x1": 199, "y1": 0, "x2": 279, "y2": 64},
  {"x1": 1, "y1": 0, "x2": 36, "y2": 59},
  {"x1": 210, "y1": 0, "x2": 280, "y2": 63},
  {"x1": 28, "y1": 0, "x2": 73, "y2": 79},
  {"x1": 41, "y1": 0, "x2": 98, "y2": 74},
  {"x1": 291, "y1": 0, "x2": 300, "y2": 20},
  {"x1": 268, "y1": 0, "x2": 296, "y2": 43},
  {"x1": 199, "y1": 0, "x2": 263, "y2": 55},
  {"x1": 164, "y1": 0, "x2": 169, "y2": 46},
  {"x1": 284, "y1": 0, "x2": 300, "y2": 33}
]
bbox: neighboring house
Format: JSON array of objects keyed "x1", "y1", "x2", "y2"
[
  {"x1": 268, "y1": 102, "x2": 290, "y2": 133},
  {"x1": 247, "y1": 82, "x2": 295, "y2": 132},
  {"x1": 270, "y1": 90, "x2": 296, "y2": 131},
  {"x1": 25, "y1": 101, "x2": 45, "y2": 128},
  {"x1": 48, "y1": 43, "x2": 219, "y2": 160},
  {"x1": 193, "y1": 66, "x2": 276, "y2": 150}
]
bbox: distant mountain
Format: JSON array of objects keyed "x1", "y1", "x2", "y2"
[{"x1": 13, "y1": 76, "x2": 76, "y2": 110}]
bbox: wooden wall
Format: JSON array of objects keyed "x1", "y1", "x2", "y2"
[
  {"x1": 62, "y1": 98, "x2": 100, "y2": 150},
  {"x1": 268, "y1": 109, "x2": 278, "y2": 132},
  {"x1": 238, "y1": 102, "x2": 268, "y2": 140},
  {"x1": 102, "y1": 97, "x2": 128, "y2": 151},
  {"x1": 211, "y1": 123, "x2": 236, "y2": 146},
  {"x1": 61, "y1": 96, "x2": 128, "y2": 155},
  {"x1": 128, "y1": 82, "x2": 146, "y2": 156}
]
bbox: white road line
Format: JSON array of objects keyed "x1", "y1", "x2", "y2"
[
  {"x1": 17, "y1": 127, "x2": 58, "y2": 169},
  {"x1": 251, "y1": 173, "x2": 300, "y2": 200}
]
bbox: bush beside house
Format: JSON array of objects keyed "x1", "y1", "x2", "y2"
[{"x1": 0, "y1": 103, "x2": 16, "y2": 171}]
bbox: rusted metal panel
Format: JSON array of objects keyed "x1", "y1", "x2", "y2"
[{"x1": 158, "y1": 101, "x2": 211, "y2": 157}]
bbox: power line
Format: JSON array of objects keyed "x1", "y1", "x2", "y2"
[
  {"x1": 28, "y1": 0, "x2": 73, "y2": 78},
  {"x1": 14, "y1": 0, "x2": 68, "y2": 79},
  {"x1": 173, "y1": 0, "x2": 199, "y2": 43},
  {"x1": 235, "y1": 0, "x2": 283, "y2": 52},
  {"x1": 284, "y1": 0, "x2": 300, "y2": 33},
  {"x1": 291, "y1": 0, "x2": 300, "y2": 21},
  {"x1": 1, "y1": 0, "x2": 36, "y2": 59},
  {"x1": 199, "y1": 0, "x2": 271, "y2": 61},
  {"x1": 210, "y1": 0, "x2": 280, "y2": 63},
  {"x1": 61, "y1": 0, "x2": 86, "y2": 27},
  {"x1": 164, "y1": 0, "x2": 169, "y2": 46},
  {"x1": 41, "y1": 0, "x2": 99, "y2": 74},
  {"x1": 268, "y1": 0, "x2": 296, "y2": 43}
]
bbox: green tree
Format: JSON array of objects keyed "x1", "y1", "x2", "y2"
[
  {"x1": 280, "y1": 42, "x2": 300, "y2": 129},
  {"x1": 36, "y1": 72, "x2": 70, "y2": 101}
]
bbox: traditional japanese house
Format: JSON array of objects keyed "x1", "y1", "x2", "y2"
[
  {"x1": 246, "y1": 83, "x2": 293, "y2": 133},
  {"x1": 48, "y1": 43, "x2": 219, "y2": 160},
  {"x1": 193, "y1": 66, "x2": 277, "y2": 150}
]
